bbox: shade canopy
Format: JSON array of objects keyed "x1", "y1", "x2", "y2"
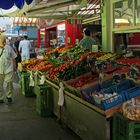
[{"x1": 0, "y1": 0, "x2": 33, "y2": 9}]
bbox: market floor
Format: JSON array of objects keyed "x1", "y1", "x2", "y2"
[{"x1": 0, "y1": 83, "x2": 82, "y2": 140}]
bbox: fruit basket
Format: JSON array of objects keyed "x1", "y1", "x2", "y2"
[{"x1": 122, "y1": 98, "x2": 140, "y2": 121}]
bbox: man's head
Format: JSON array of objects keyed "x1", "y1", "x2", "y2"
[
  {"x1": 17, "y1": 36, "x2": 21, "y2": 41},
  {"x1": 24, "y1": 35, "x2": 28, "y2": 40},
  {"x1": 83, "y1": 28, "x2": 90, "y2": 36},
  {"x1": 0, "y1": 34, "x2": 6, "y2": 47},
  {"x1": 0, "y1": 27, "x2": 5, "y2": 34}
]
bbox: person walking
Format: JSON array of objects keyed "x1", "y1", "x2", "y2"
[
  {"x1": 19, "y1": 35, "x2": 31, "y2": 61},
  {"x1": 0, "y1": 34, "x2": 17, "y2": 103},
  {"x1": 14, "y1": 36, "x2": 21, "y2": 68}
]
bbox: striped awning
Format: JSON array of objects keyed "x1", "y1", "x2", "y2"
[
  {"x1": 0, "y1": 0, "x2": 33, "y2": 9},
  {"x1": 13, "y1": 17, "x2": 37, "y2": 26}
]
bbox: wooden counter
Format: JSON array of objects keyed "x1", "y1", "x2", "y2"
[{"x1": 45, "y1": 79, "x2": 113, "y2": 140}]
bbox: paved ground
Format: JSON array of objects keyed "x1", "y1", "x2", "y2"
[{"x1": 0, "y1": 83, "x2": 81, "y2": 140}]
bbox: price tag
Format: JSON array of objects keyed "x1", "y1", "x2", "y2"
[
  {"x1": 39, "y1": 75, "x2": 45, "y2": 85},
  {"x1": 29, "y1": 72, "x2": 34, "y2": 87}
]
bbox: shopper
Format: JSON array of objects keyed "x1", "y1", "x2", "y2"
[
  {"x1": 19, "y1": 35, "x2": 31, "y2": 61},
  {"x1": 0, "y1": 34, "x2": 17, "y2": 103},
  {"x1": 78, "y1": 28, "x2": 96, "y2": 51},
  {"x1": 14, "y1": 36, "x2": 21, "y2": 68}
]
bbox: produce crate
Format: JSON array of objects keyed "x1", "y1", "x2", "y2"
[
  {"x1": 35, "y1": 85, "x2": 53, "y2": 117},
  {"x1": 81, "y1": 83, "x2": 101, "y2": 102},
  {"x1": 124, "y1": 85, "x2": 140, "y2": 100},
  {"x1": 82, "y1": 83, "x2": 101, "y2": 94},
  {"x1": 100, "y1": 78, "x2": 114, "y2": 89},
  {"x1": 93, "y1": 80, "x2": 134, "y2": 110},
  {"x1": 81, "y1": 80, "x2": 135, "y2": 110},
  {"x1": 20, "y1": 72, "x2": 34, "y2": 97},
  {"x1": 117, "y1": 80, "x2": 135, "y2": 93},
  {"x1": 101, "y1": 79, "x2": 135, "y2": 94},
  {"x1": 80, "y1": 92, "x2": 94, "y2": 104},
  {"x1": 113, "y1": 113, "x2": 140, "y2": 140},
  {"x1": 80, "y1": 74, "x2": 112, "y2": 94},
  {"x1": 93, "y1": 92, "x2": 125, "y2": 110},
  {"x1": 62, "y1": 80, "x2": 82, "y2": 97},
  {"x1": 81, "y1": 85, "x2": 125, "y2": 110}
]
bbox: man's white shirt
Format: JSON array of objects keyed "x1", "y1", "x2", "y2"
[
  {"x1": 0, "y1": 45, "x2": 17, "y2": 74},
  {"x1": 19, "y1": 40, "x2": 31, "y2": 57}
]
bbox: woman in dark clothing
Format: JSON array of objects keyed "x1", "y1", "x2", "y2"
[{"x1": 14, "y1": 36, "x2": 21, "y2": 68}]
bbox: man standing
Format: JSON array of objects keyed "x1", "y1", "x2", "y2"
[
  {"x1": 19, "y1": 35, "x2": 31, "y2": 61},
  {"x1": 78, "y1": 28, "x2": 96, "y2": 52},
  {"x1": 14, "y1": 36, "x2": 21, "y2": 68},
  {"x1": 0, "y1": 34, "x2": 17, "y2": 103}
]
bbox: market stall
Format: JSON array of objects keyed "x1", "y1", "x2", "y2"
[
  {"x1": 16, "y1": 1, "x2": 140, "y2": 140},
  {"x1": 37, "y1": 20, "x2": 82, "y2": 48},
  {"x1": 19, "y1": 42, "x2": 140, "y2": 140}
]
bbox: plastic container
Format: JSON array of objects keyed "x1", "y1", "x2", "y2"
[
  {"x1": 20, "y1": 72, "x2": 34, "y2": 97},
  {"x1": 124, "y1": 85, "x2": 140, "y2": 100},
  {"x1": 93, "y1": 92, "x2": 125, "y2": 110},
  {"x1": 113, "y1": 113, "x2": 140, "y2": 140},
  {"x1": 35, "y1": 85, "x2": 53, "y2": 117},
  {"x1": 82, "y1": 83, "x2": 101, "y2": 94},
  {"x1": 117, "y1": 80, "x2": 135, "y2": 93},
  {"x1": 102, "y1": 85, "x2": 117, "y2": 93},
  {"x1": 100, "y1": 78, "x2": 114, "y2": 89},
  {"x1": 101, "y1": 80, "x2": 135, "y2": 94},
  {"x1": 81, "y1": 83, "x2": 101, "y2": 102}
]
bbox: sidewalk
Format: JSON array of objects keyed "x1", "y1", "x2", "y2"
[{"x1": 0, "y1": 83, "x2": 81, "y2": 140}]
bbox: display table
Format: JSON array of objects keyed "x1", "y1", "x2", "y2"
[
  {"x1": 44, "y1": 79, "x2": 122, "y2": 140},
  {"x1": 20, "y1": 70, "x2": 124, "y2": 140}
]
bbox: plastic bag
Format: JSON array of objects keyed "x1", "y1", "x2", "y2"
[
  {"x1": 39, "y1": 75, "x2": 45, "y2": 85},
  {"x1": 13, "y1": 71, "x2": 20, "y2": 83},
  {"x1": 29, "y1": 72, "x2": 34, "y2": 87},
  {"x1": 58, "y1": 82, "x2": 64, "y2": 106}
]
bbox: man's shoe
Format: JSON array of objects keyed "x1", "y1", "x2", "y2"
[
  {"x1": 0, "y1": 100, "x2": 4, "y2": 103},
  {"x1": 7, "y1": 98, "x2": 12, "y2": 103}
]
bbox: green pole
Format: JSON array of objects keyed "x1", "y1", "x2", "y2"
[{"x1": 101, "y1": 0, "x2": 113, "y2": 52}]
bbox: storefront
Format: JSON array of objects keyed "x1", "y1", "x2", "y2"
[{"x1": 37, "y1": 19, "x2": 82, "y2": 48}]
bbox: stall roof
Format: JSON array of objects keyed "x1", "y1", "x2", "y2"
[
  {"x1": 0, "y1": 0, "x2": 33, "y2": 9},
  {"x1": 2, "y1": 0, "x2": 101, "y2": 24},
  {"x1": 26, "y1": 0, "x2": 101, "y2": 24},
  {"x1": 26, "y1": 0, "x2": 101, "y2": 23}
]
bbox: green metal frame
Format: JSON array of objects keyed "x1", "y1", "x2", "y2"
[
  {"x1": 102, "y1": 0, "x2": 140, "y2": 52},
  {"x1": 102, "y1": 0, "x2": 113, "y2": 52},
  {"x1": 112, "y1": 0, "x2": 140, "y2": 32}
]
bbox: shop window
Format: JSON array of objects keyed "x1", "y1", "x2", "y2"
[
  {"x1": 113, "y1": 0, "x2": 134, "y2": 28},
  {"x1": 135, "y1": 0, "x2": 140, "y2": 26},
  {"x1": 40, "y1": 28, "x2": 45, "y2": 48},
  {"x1": 57, "y1": 24, "x2": 65, "y2": 47},
  {"x1": 113, "y1": 0, "x2": 140, "y2": 29}
]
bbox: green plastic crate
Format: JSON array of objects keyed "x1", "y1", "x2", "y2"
[
  {"x1": 20, "y1": 72, "x2": 34, "y2": 97},
  {"x1": 36, "y1": 85, "x2": 53, "y2": 117},
  {"x1": 113, "y1": 113, "x2": 140, "y2": 140}
]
